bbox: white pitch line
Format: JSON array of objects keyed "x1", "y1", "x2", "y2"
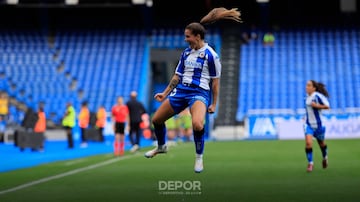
[
  {"x1": 0, "y1": 154, "x2": 141, "y2": 195},
  {"x1": 63, "y1": 158, "x2": 87, "y2": 166}
]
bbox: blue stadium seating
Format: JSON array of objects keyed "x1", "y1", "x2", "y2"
[
  {"x1": 237, "y1": 27, "x2": 360, "y2": 121},
  {"x1": 0, "y1": 27, "x2": 220, "y2": 125},
  {"x1": 0, "y1": 29, "x2": 148, "y2": 124},
  {"x1": 54, "y1": 29, "x2": 148, "y2": 115}
]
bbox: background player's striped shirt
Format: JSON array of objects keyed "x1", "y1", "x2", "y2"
[
  {"x1": 305, "y1": 92, "x2": 330, "y2": 128},
  {"x1": 175, "y1": 43, "x2": 221, "y2": 90}
]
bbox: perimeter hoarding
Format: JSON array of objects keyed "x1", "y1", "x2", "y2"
[{"x1": 245, "y1": 113, "x2": 360, "y2": 140}]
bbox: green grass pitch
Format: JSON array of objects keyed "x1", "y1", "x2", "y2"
[{"x1": 0, "y1": 139, "x2": 359, "y2": 202}]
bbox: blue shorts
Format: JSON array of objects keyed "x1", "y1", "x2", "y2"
[
  {"x1": 168, "y1": 84, "x2": 210, "y2": 114},
  {"x1": 304, "y1": 125, "x2": 326, "y2": 141}
]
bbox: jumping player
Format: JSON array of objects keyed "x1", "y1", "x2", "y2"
[{"x1": 144, "y1": 7, "x2": 242, "y2": 173}]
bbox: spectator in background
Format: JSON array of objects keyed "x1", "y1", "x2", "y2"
[
  {"x1": 22, "y1": 107, "x2": 38, "y2": 130},
  {"x1": 34, "y1": 105, "x2": 46, "y2": 152},
  {"x1": 0, "y1": 92, "x2": 9, "y2": 136},
  {"x1": 263, "y1": 31, "x2": 275, "y2": 46},
  {"x1": 0, "y1": 91, "x2": 9, "y2": 123},
  {"x1": 241, "y1": 24, "x2": 259, "y2": 44},
  {"x1": 62, "y1": 102, "x2": 76, "y2": 149},
  {"x1": 78, "y1": 101, "x2": 90, "y2": 148},
  {"x1": 96, "y1": 105, "x2": 107, "y2": 142},
  {"x1": 140, "y1": 113, "x2": 152, "y2": 140},
  {"x1": 249, "y1": 24, "x2": 259, "y2": 41},
  {"x1": 126, "y1": 91, "x2": 146, "y2": 153},
  {"x1": 111, "y1": 96, "x2": 129, "y2": 156}
]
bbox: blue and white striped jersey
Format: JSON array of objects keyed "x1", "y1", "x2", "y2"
[
  {"x1": 175, "y1": 43, "x2": 221, "y2": 90},
  {"x1": 305, "y1": 92, "x2": 330, "y2": 128}
]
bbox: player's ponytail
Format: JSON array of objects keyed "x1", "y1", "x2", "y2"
[
  {"x1": 311, "y1": 80, "x2": 329, "y2": 98},
  {"x1": 316, "y1": 82, "x2": 329, "y2": 98},
  {"x1": 185, "y1": 7, "x2": 242, "y2": 40},
  {"x1": 200, "y1": 7, "x2": 242, "y2": 25}
]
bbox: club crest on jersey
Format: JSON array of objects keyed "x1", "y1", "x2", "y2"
[{"x1": 198, "y1": 52, "x2": 205, "y2": 58}]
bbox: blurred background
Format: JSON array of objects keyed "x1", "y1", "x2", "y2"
[{"x1": 0, "y1": 0, "x2": 359, "y2": 166}]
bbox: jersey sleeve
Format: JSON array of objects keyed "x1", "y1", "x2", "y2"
[
  {"x1": 207, "y1": 50, "x2": 221, "y2": 78},
  {"x1": 316, "y1": 93, "x2": 330, "y2": 108},
  {"x1": 175, "y1": 50, "x2": 186, "y2": 76}
]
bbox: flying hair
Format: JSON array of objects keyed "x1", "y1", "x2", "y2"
[
  {"x1": 200, "y1": 7, "x2": 242, "y2": 25},
  {"x1": 310, "y1": 80, "x2": 329, "y2": 98}
]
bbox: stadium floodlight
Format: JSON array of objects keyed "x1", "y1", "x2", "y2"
[
  {"x1": 340, "y1": 0, "x2": 356, "y2": 12},
  {"x1": 65, "y1": 0, "x2": 79, "y2": 5},
  {"x1": 256, "y1": 0, "x2": 269, "y2": 3},
  {"x1": 132, "y1": 0, "x2": 145, "y2": 4},
  {"x1": 132, "y1": 0, "x2": 152, "y2": 7},
  {"x1": 6, "y1": 0, "x2": 19, "y2": 5},
  {"x1": 146, "y1": 0, "x2": 152, "y2": 7}
]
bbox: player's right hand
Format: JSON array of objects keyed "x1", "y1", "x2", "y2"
[{"x1": 154, "y1": 93, "x2": 166, "y2": 102}]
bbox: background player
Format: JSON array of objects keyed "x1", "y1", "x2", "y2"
[{"x1": 304, "y1": 80, "x2": 330, "y2": 172}]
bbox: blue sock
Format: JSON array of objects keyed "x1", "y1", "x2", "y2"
[
  {"x1": 193, "y1": 128, "x2": 205, "y2": 155},
  {"x1": 154, "y1": 123, "x2": 166, "y2": 146},
  {"x1": 305, "y1": 148, "x2": 313, "y2": 163},
  {"x1": 320, "y1": 145, "x2": 328, "y2": 158}
]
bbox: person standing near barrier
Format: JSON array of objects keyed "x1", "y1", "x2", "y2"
[
  {"x1": 144, "y1": 7, "x2": 242, "y2": 173},
  {"x1": 0, "y1": 91, "x2": 9, "y2": 123},
  {"x1": 126, "y1": 91, "x2": 146, "y2": 153},
  {"x1": 96, "y1": 105, "x2": 107, "y2": 142},
  {"x1": 34, "y1": 105, "x2": 46, "y2": 152},
  {"x1": 304, "y1": 80, "x2": 330, "y2": 172},
  {"x1": 78, "y1": 101, "x2": 90, "y2": 148},
  {"x1": 111, "y1": 96, "x2": 129, "y2": 156},
  {"x1": 62, "y1": 102, "x2": 76, "y2": 149}
]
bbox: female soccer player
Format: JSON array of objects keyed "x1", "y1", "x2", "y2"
[
  {"x1": 144, "y1": 7, "x2": 242, "y2": 173},
  {"x1": 304, "y1": 80, "x2": 330, "y2": 172}
]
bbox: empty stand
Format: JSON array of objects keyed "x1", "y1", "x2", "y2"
[
  {"x1": 237, "y1": 27, "x2": 360, "y2": 121},
  {"x1": 0, "y1": 28, "x2": 148, "y2": 124}
]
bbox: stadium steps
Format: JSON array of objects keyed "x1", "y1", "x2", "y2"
[{"x1": 214, "y1": 29, "x2": 241, "y2": 126}]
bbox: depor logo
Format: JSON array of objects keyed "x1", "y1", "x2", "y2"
[{"x1": 158, "y1": 180, "x2": 201, "y2": 195}]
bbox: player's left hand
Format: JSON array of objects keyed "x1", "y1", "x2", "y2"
[
  {"x1": 154, "y1": 93, "x2": 166, "y2": 102},
  {"x1": 207, "y1": 104, "x2": 216, "y2": 114}
]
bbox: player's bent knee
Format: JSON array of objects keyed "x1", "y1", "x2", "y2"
[
  {"x1": 152, "y1": 118, "x2": 164, "y2": 126},
  {"x1": 192, "y1": 122, "x2": 203, "y2": 132}
]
